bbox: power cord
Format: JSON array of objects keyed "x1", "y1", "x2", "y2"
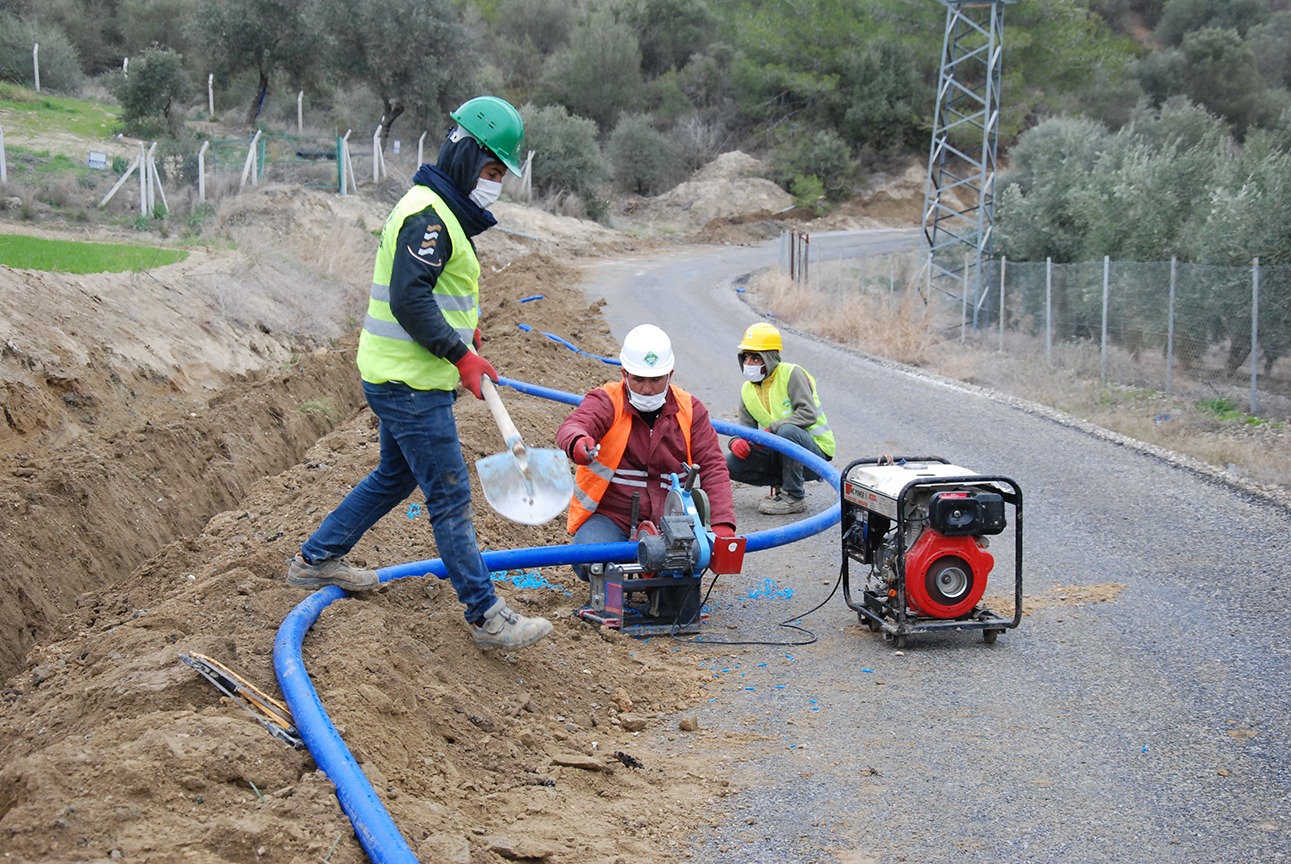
[{"x1": 674, "y1": 562, "x2": 846, "y2": 648}]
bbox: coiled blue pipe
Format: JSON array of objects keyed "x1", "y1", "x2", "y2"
[{"x1": 274, "y1": 376, "x2": 842, "y2": 863}]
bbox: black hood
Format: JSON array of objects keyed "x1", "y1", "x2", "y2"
[{"x1": 436, "y1": 130, "x2": 496, "y2": 197}]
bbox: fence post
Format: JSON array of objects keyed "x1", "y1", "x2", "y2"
[
  {"x1": 98, "y1": 151, "x2": 141, "y2": 207},
  {"x1": 0, "y1": 124, "x2": 7, "y2": 184},
  {"x1": 372, "y1": 125, "x2": 384, "y2": 183},
  {"x1": 418, "y1": 132, "x2": 427, "y2": 166},
  {"x1": 1166, "y1": 257, "x2": 1176, "y2": 395},
  {"x1": 998, "y1": 255, "x2": 1006, "y2": 352},
  {"x1": 138, "y1": 142, "x2": 147, "y2": 215},
  {"x1": 341, "y1": 130, "x2": 357, "y2": 194},
  {"x1": 32, "y1": 43, "x2": 39, "y2": 92},
  {"x1": 198, "y1": 141, "x2": 209, "y2": 202},
  {"x1": 208, "y1": 74, "x2": 214, "y2": 119},
  {"x1": 239, "y1": 130, "x2": 262, "y2": 191},
  {"x1": 145, "y1": 142, "x2": 167, "y2": 214},
  {"x1": 297, "y1": 91, "x2": 304, "y2": 134},
  {"x1": 1251, "y1": 257, "x2": 1260, "y2": 416},
  {"x1": 1045, "y1": 257, "x2": 1053, "y2": 367},
  {"x1": 1100, "y1": 256, "x2": 1110, "y2": 384}
]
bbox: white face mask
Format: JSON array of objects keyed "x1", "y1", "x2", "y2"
[
  {"x1": 627, "y1": 386, "x2": 667, "y2": 412},
  {"x1": 469, "y1": 177, "x2": 502, "y2": 209},
  {"x1": 742, "y1": 363, "x2": 766, "y2": 383}
]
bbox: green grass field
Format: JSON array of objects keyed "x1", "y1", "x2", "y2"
[
  {"x1": 0, "y1": 233, "x2": 187, "y2": 273},
  {"x1": 0, "y1": 82, "x2": 120, "y2": 140}
]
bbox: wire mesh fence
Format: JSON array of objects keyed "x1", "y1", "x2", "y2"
[{"x1": 794, "y1": 242, "x2": 1291, "y2": 423}]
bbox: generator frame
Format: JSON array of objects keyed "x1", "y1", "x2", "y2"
[{"x1": 840, "y1": 455, "x2": 1023, "y2": 647}]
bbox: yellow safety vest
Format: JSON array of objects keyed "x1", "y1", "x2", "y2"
[
  {"x1": 356, "y1": 186, "x2": 479, "y2": 391},
  {"x1": 740, "y1": 362, "x2": 836, "y2": 458}
]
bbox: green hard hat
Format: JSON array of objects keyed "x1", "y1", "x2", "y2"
[{"x1": 450, "y1": 96, "x2": 525, "y2": 177}]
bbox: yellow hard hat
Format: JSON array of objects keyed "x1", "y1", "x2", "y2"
[{"x1": 738, "y1": 322, "x2": 782, "y2": 352}]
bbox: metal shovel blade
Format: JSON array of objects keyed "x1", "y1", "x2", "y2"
[
  {"x1": 474, "y1": 375, "x2": 573, "y2": 525},
  {"x1": 475, "y1": 445, "x2": 573, "y2": 525}
]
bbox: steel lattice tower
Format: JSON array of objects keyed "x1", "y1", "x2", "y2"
[{"x1": 922, "y1": 0, "x2": 1012, "y2": 323}]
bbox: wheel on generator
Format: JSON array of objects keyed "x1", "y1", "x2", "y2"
[
  {"x1": 983, "y1": 628, "x2": 1002, "y2": 644},
  {"x1": 858, "y1": 612, "x2": 882, "y2": 633}
]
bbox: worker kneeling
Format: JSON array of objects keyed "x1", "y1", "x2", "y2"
[
  {"x1": 726, "y1": 323, "x2": 835, "y2": 515},
  {"x1": 557, "y1": 325, "x2": 736, "y2": 622}
]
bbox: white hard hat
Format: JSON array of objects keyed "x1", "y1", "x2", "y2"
[{"x1": 619, "y1": 324, "x2": 675, "y2": 376}]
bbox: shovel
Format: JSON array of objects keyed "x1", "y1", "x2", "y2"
[{"x1": 474, "y1": 376, "x2": 574, "y2": 525}]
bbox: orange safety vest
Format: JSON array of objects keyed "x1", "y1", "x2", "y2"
[{"x1": 567, "y1": 380, "x2": 694, "y2": 533}]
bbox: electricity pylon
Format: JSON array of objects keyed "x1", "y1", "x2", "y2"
[{"x1": 922, "y1": 0, "x2": 1012, "y2": 327}]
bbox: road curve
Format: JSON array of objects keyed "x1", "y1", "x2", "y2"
[{"x1": 576, "y1": 232, "x2": 1291, "y2": 864}]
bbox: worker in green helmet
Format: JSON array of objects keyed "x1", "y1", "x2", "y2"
[{"x1": 288, "y1": 96, "x2": 552, "y2": 652}]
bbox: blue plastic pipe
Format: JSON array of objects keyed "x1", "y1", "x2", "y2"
[{"x1": 275, "y1": 377, "x2": 843, "y2": 863}]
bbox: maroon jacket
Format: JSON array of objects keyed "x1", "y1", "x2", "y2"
[{"x1": 557, "y1": 383, "x2": 736, "y2": 536}]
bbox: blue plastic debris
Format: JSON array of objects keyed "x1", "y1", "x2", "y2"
[
  {"x1": 519, "y1": 294, "x2": 545, "y2": 303},
  {"x1": 488, "y1": 568, "x2": 571, "y2": 596},
  {"x1": 747, "y1": 578, "x2": 793, "y2": 600},
  {"x1": 406, "y1": 503, "x2": 423, "y2": 519}
]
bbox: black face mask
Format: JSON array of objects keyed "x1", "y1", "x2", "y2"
[{"x1": 436, "y1": 130, "x2": 495, "y2": 197}]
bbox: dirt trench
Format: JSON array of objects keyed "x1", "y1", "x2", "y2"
[{"x1": 0, "y1": 345, "x2": 365, "y2": 680}]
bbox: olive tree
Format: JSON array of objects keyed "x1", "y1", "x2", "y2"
[
  {"x1": 318, "y1": 0, "x2": 478, "y2": 149},
  {"x1": 189, "y1": 0, "x2": 319, "y2": 125}
]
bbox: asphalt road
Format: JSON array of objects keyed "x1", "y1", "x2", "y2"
[{"x1": 577, "y1": 232, "x2": 1291, "y2": 863}]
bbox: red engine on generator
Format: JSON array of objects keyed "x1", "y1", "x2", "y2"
[{"x1": 840, "y1": 456, "x2": 1022, "y2": 647}]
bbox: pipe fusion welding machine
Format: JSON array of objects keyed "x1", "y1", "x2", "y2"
[{"x1": 577, "y1": 464, "x2": 746, "y2": 637}]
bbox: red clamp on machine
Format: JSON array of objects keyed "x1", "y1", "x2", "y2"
[
  {"x1": 578, "y1": 464, "x2": 746, "y2": 637},
  {"x1": 840, "y1": 456, "x2": 1022, "y2": 648}
]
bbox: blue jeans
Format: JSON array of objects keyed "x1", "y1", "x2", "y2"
[
  {"x1": 725, "y1": 424, "x2": 828, "y2": 500},
  {"x1": 571, "y1": 513, "x2": 628, "y2": 581},
  {"x1": 301, "y1": 381, "x2": 496, "y2": 622}
]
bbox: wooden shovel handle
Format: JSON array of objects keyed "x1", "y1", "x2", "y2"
[{"x1": 480, "y1": 376, "x2": 526, "y2": 458}]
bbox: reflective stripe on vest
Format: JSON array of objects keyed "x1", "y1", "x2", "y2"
[
  {"x1": 567, "y1": 381, "x2": 694, "y2": 534},
  {"x1": 739, "y1": 362, "x2": 836, "y2": 458},
  {"x1": 356, "y1": 185, "x2": 479, "y2": 390}
]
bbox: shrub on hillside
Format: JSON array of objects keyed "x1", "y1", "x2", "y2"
[
  {"x1": 0, "y1": 13, "x2": 86, "y2": 94},
  {"x1": 520, "y1": 102, "x2": 609, "y2": 201},
  {"x1": 607, "y1": 113, "x2": 684, "y2": 196},
  {"x1": 767, "y1": 126, "x2": 856, "y2": 204},
  {"x1": 113, "y1": 47, "x2": 193, "y2": 138}
]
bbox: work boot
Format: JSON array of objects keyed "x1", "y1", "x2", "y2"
[
  {"x1": 470, "y1": 598, "x2": 553, "y2": 651},
  {"x1": 287, "y1": 554, "x2": 380, "y2": 592},
  {"x1": 757, "y1": 494, "x2": 807, "y2": 516}
]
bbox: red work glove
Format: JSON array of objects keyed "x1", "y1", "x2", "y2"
[
  {"x1": 730, "y1": 438, "x2": 751, "y2": 460},
  {"x1": 712, "y1": 523, "x2": 735, "y2": 538},
  {"x1": 472, "y1": 327, "x2": 483, "y2": 352},
  {"x1": 570, "y1": 436, "x2": 598, "y2": 466},
  {"x1": 453, "y1": 352, "x2": 498, "y2": 400}
]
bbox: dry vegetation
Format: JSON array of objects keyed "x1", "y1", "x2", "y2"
[{"x1": 746, "y1": 259, "x2": 1291, "y2": 495}]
